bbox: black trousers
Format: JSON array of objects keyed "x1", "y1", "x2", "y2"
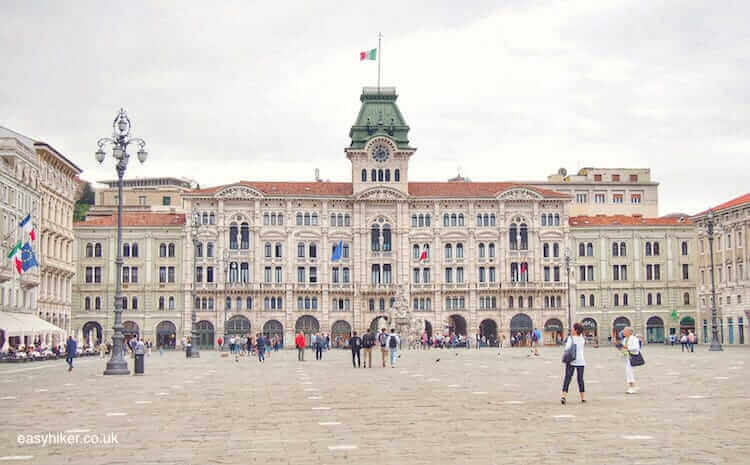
[
  {"x1": 315, "y1": 345, "x2": 323, "y2": 360},
  {"x1": 562, "y1": 364, "x2": 585, "y2": 393},
  {"x1": 352, "y1": 349, "x2": 360, "y2": 367}
]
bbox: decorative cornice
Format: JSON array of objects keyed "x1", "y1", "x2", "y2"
[{"x1": 215, "y1": 185, "x2": 264, "y2": 200}]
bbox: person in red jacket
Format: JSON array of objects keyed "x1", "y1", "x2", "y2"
[{"x1": 295, "y1": 331, "x2": 306, "y2": 361}]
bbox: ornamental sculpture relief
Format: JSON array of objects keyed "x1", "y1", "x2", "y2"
[
  {"x1": 215, "y1": 186, "x2": 263, "y2": 200},
  {"x1": 497, "y1": 188, "x2": 543, "y2": 201},
  {"x1": 357, "y1": 188, "x2": 407, "y2": 201}
]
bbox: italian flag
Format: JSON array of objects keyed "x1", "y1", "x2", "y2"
[
  {"x1": 7, "y1": 241, "x2": 22, "y2": 274},
  {"x1": 19, "y1": 214, "x2": 35, "y2": 241},
  {"x1": 360, "y1": 48, "x2": 377, "y2": 61},
  {"x1": 419, "y1": 248, "x2": 428, "y2": 262}
]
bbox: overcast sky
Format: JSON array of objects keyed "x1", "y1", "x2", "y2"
[{"x1": 1, "y1": 0, "x2": 747, "y2": 215}]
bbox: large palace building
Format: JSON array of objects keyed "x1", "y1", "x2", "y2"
[{"x1": 72, "y1": 87, "x2": 733, "y2": 349}]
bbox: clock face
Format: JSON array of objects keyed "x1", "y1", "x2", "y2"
[{"x1": 372, "y1": 143, "x2": 390, "y2": 163}]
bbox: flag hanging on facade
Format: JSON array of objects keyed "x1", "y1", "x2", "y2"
[
  {"x1": 520, "y1": 262, "x2": 528, "y2": 273},
  {"x1": 360, "y1": 48, "x2": 376, "y2": 61},
  {"x1": 671, "y1": 309, "x2": 679, "y2": 321},
  {"x1": 419, "y1": 247, "x2": 428, "y2": 262},
  {"x1": 19, "y1": 214, "x2": 35, "y2": 241},
  {"x1": 331, "y1": 240, "x2": 343, "y2": 262},
  {"x1": 21, "y1": 242, "x2": 38, "y2": 272},
  {"x1": 7, "y1": 241, "x2": 22, "y2": 274}
]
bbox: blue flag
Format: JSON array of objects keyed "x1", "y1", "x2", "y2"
[
  {"x1": 21, "y1": 242, "x2": 38, "y2": 272},
  {"x1": 331, "y1": 240, "x2": 343, "y2": 262}
]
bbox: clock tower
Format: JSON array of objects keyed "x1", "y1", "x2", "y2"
[{"x1": 346, "y1": 87, "x2": 415, "y2": 196}]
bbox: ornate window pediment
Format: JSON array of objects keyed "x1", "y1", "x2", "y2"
[
  {"x1": 215, "y1": 185, "x2": 264, "y2": 200},
  {"x1": 356, "y1": 186, "x2": 408, "y2": 201},
  {"x1": 496, "y1": 187, "x2": 543, "y2": 201}
]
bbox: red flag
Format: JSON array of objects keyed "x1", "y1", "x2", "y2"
[
  {"x1": 520, "y1": 262, "x2": 527, "y2": 273},
  {"x1": 419, "y1": 249, "x2": 428, "y2": 262}
]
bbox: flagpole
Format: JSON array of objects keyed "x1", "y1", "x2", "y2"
[{"x1": 377, "y1": 32, "x2": 382, "y2": 92}]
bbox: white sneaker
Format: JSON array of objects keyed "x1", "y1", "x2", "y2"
[{"x1": 626, "y1": 388, "x2": 636, "y2": 394}]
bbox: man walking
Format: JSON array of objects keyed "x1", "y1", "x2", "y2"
[
  {"x1": 350, "y1": 331, "x2": 362, "y2": 368},
  {"x1": 295, "y1": 331, "x2": 305, "y2": 361},
  {"x1": 387, "y1": 328, "x2": 400, "y2": 368},
  {"x1": 362, "y1": 330, "x2": 375, "y2": 368},
  {"x1": 256, "y1": 333, "x2": 266, "y2": 363},
  {"x1": 65, "y1": 336, "x2": 77, "y2": 372},
  {"x1": 688, "y1": 330, "x2": 696, "y2": 352},
  {"x1": 378, "y1": 328, "x2": 389, "y2": 367},
  {"x1": 314, "y1": 333, "x2": 324, "y2": 360}
]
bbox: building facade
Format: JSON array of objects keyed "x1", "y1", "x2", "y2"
[
  {"x1": 87, "y1": 176, "x2": 196, "y2": 218},
  {"x1": 692, "y1": 194, "x2": 750, "y2": 346},
  {"x1": 72, "y1": 213, "x2": 186, "y2": 347}
]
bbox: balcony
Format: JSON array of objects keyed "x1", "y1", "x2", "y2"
[
  {"x1": 0, "y1": 262, "x2": 13, "y2": 283},
  {"x1": 542, "y1": 282, "x2": 566, "y2": 289},
  {"x1": 195, "y1": 282, "x2": 218, "y2": 290},
  {"x1": 441, "y1": 283, "x2": 470, "y2": 291}
]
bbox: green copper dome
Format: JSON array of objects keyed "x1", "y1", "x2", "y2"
[{"x1": 348, "y1": 87, "x2": 412, "y2": 149}]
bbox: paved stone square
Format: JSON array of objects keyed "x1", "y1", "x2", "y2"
[{"x1": 0, "y1": 345, "x2": 748, "y2": 465}]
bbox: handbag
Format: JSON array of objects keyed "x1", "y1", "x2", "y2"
[
  {"x1": 561, "y1": 337, "x2": 576, "y2": 364},
  {"x1": 629, "y1": 351, "x2": 645, "y2": 367}
]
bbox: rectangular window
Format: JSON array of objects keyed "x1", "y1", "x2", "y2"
[
  {"x1": 159, "y1": 266, "x2": 167, "y2": 283},
  {"x1": 576, "y1": 193, "x2": 588, "y2": 203},
  {"x1": 445, "y1": 268, "x2": 452, "y2": 283},
  {"x1": 332, "y1": 267, "x2": 340, "y2": 284},
  {"x1": 138, "y1": 196, "x2": 146, "y2": 205},
  {"x1": 383, "y1": 265, "x2": 391, "y2": 284},
  {"x1": 297, "y1": 267, "x2": 305, "y2": 283},
  {"x1": 264, "y1": 267, "x2": 272, "y2": 283},
  {"x1": 594, "y1": 174, "x2": 602, "y2": 181},
  {"x1": 554, "y1": 266, "x2": 560, "y2": 282},
  {"x1": 162, "y1": 196, "x2": 171, "y2": 206},
  {"x1": 413, "y1": 268, "x2": 420, "y2": 283},
  {"x1": 309, "y1": 267, "x2": 317, "y2": 283},
  {"x1": 488, "y1": 267, "x2": 495, "y2": 282},
  {"x1": 195, "y1": 266, "x2": 203, "y2": 283},
  {"x1": 594, "y1": 193, "x2": 605, "y2": 203},
  {"x1": 587, "y1": 265, "x2": 594, "y2": 281},
  {"x1": 207, "y1": 266, "x2": 214, "y2": 283},
  {"x1": 631, "y1": 193, "x2": 641, "y2": 204},
  {"x1": 275, "y1": 267, "x2": 282, "y2": 283},
  {"x1": 456, "y1": 267, "x2": 464, "y2": 283},
  {"x1": 612, "y1": 194, "x2": 624, "y2": 203},
  {"x1": 544, "y1": 266, "x2": 550, "y2": 282},
  {"x1": 479, "y1": 267, "x2": 486, "y2": 283},
  {"x1": 629, "y1": 174, "x2": 638, "y2": 182},
  {"x1": 85, "y1": 267, "x2": 93, "y2": 283},
  {"x1": 612, "y1": 174, "x2": 620, "y2": 182},
  {"x1": 613, "y1": 265, "x2": 620, "y2": 281},
  {"x1": 94, "y1": 267, "x2": 101, "y2": 283},
  {"x1": 168, "y1": 266, "x2": 175, "y2": 283},
  {"x1": 682, "y1": 264, "x2": 689, "y2": 280}
]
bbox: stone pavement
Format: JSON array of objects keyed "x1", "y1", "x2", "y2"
[{"x1": 0, "y1": 344, "x2": 748, "y2": 465}]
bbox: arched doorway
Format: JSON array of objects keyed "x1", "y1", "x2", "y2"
[
  {"x1": 510, "y1": 313, "x2": 533, "y2": 346},
  {"x1": 424, "y1": 320, "x2": 433, "y2": 338},
  {"x1": 613, "y1": 317, "x2": 631, "y2": 341},
  {"x1": 646, "y1": 316, "x2": 665, "y2": 343},
  {"x1": 196, "y1": 320, "x2": 214, "y2": 349},
  {"x1": 331, "y1": 320, "x2": 352, "y2": 348},
  {"x1": 262, "y1": 320, "x2": 284, "y2": 345},
  {"x1": 82, "y1": 321, "x2": 103, "y2": 346},
  {"x1": 448, "y1": 314, "x2": 467, "y2": 336},
  {"x1": 479, "y1": 319, "x2": 498, "y2": 345},
  {"x1": 296, "y1": 315, "x2": 320, "y2": 345},
  {"x1": 581, "y1": 317, "x2": 598, "y2": 343},
  {"x1": 155, "y1": 321, "x2": 176, "y2": 349},
  {"x1": 369, "y1": 315, "x2": 389, "y2": 334},
  {"x1": 543, "y1": 318, "x2": 564, "y2": 345},
  {"x1": 122, "y1": 321, "x2": 139, "y2": 347},
  {"x1": 680, "y1": 316, "x2": 695, "y2": 334},
  {"x1": 226, "y1": 315, "x2": 251, "y2": 338}
]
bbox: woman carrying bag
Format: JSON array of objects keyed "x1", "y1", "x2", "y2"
[
  {"x1": 561, "y1": 322, "x2": 586, "y2": 405},
  {"x1": 619, "y1": 326, "x2": 644, "y2": 394}
]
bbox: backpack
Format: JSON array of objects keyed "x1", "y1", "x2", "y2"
[
  {"x1": 388, "y1": 335, "x2": 398, "y2": 348},
  {"x1": 531, "y1": 332, "x2": 538, "y2": 342},
  {"x1": 378, "y1": 333, "x2": 387, "y2": 346}
]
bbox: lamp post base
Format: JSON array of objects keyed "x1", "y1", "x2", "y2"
[
  {"x1": 103, "y1": 359, "x2": 130, "y2": 375},
  {"x1": 709, "y1": 339, "x2": 723, "y2": 351}
]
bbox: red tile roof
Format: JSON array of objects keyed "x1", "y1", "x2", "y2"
[
  {"x1": 189, "y1": 181, "x2": 568, "y2": 199},
  {"x1": 74, "y1": 213, "x2": 185, "y2": 228},
  {"x1": 570, "y1": 215, "x2": 692, "y2": 227},
  {"x1": 693, "y1": 193, "x2": 750, "y2": 217}
]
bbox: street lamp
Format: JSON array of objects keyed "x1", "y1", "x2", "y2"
[
  {"x1": 190, "y1": 208, "x2": 201, "y2": 358},
  {"x1": 96, "y1": 109, "x2": 147, "y2": 376},
  {"x1": 564, "y1": 247, "x2": 575, "y2": 336},
  {"x1": 705, "y1": 210, "x2": 723, "y2": 351}
]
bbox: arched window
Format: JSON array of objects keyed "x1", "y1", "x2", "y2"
[
  {"x1": 483, "y1": 214, "x2": 489, "y2": 226},
  {"x1": 229, "y1": 224, "x2": 238, "y2": 249},
  {"x1": 131, "y1": 297, "x2": 138, "y2": 310},
  {"x1": 681, "y1": 241, "x2": 688, "y2": 256},
  {"x1": 683, "y1": 292, "x2": 690, "y2": 305},
  {"x1": 309, "y1": 243, "x2": 317, "y2": 258},
  {"x1": 160, "y1": 296, "x2": 167, "y2": 310},
  {"x1": 274, "y1": 242, "x2": 282, "y2": 258},
  {"x1": 509, "y1": 296, "x2": 514, "y2": 308},
  {"x1": 159, "y1": 243, "x2": 167, "y2": 257},
  {"x1": 477, "y1": 214, "x2": 483, "y2": 226},
  {"x1": 509, "y1": 224, "x2": 518, "y2": 250},
  {"x1": 479, "y1": 243, "x2": 485, "y2": 258},
  {"x1": 84, "y1": 297, "x2": 91, "y2": 310},
  {"x1": 246, "y1": 297, "x2": 252, "y2": 309},
  {"x1": 379, "y1": 298, "x2": 385, "y2": 311},
  {"x1": 554, "y1": 214, "x2": 560, "y2": 226},
  {"x1": 458, "y1": 214, "x2": 465, "y2": 226},
  {"x1": 168, "y1": 243, "x2": 175, "y2": 257},
  {"x1": 656, "y1": 293, "x2": 662, "y2": 305},
  {"x1": 411, "y1": 215, "x2": 417, "y2": 227},
  {"x1": 614, "y1": 294, "x2": 619, "y2": 306},
  {"x1": 394, "y1": 169, "x2": 400, "y2": 182},
  {"x1": 344, "y1": 215, "x2": 350, "y2": 226},
  {"x1": 645, "y1": 242, "x2": 652, "y2": 256},
  {"x1": 520, "y1": 223, "x2": 528, "y2": 250},
  {"x1": 297, "y1": 242, "x2": 305, "y2": 258},
  {"x1": 418, "y1": 214, "x2": 424, "y2": 227},
  {"x1": 311, "y1": 213, "x2": 318, "y2": 225},
  {"x1": 86, "y1": 243, "x2": 93, "y2": 257},
  {"x1": 490, "y1": 215, "x2": 496, "y2": 226},
  {"x1": 413, "y1": 244, "x2": 420, "y2": 260},
  {"x1": 541, "y1": 214, "x2": 547, "y2": 226},
  {"x1": 579, "y1": 243, "x2": 586, "y2": 256},
  {"x1": 589, "y1": 294, "x2": 595, "y2": 307},
  {"x1": 209, "y1": 212, "x2": 215, "y2": 224},
  {"x1": 623, "y1": 293, "x2": 629, "y2": 306},
  {"x1": 544, "y1": 296, "x2": 550, "y2": 308},
  {"x1": 264, "y1": 242, "x2": 272, "y2": 258},
  {"x1": 229, "y1": 262, "x2": 238, "y2": 283},
  {"x1": 296, "y1": 213, "x2": 303, "y2": 225},
  {"x1": 382, "y1": 225, "x2": 392, "y2": 252},
  {"x1": 620, "y1": 242, "x2": 627, "y2": 256},
  {"x1": 647, "y1": 293, "x2": 653, "y2": 305},
  {"x1": 612, "y1": 242, "x2": 619, "y2": 256},
  {"x1": 371, "y1": 224, "x2": 380, "y2": 251},
  {"x1": 240, "y1": 223, "x2": 250, "y2": 249},
  {"x1": 528, "y1": 297, "x2": 533, "y2": 308},
  {"x1": 444, "y1": 244, "x2": 452, "y2": 259},
  {"x1": 456, "y1": 243, "x2": 464, "y2": 258},
  {"x1": 451, "y1": 214, "x2": 457, "y2": 226},
  {"x1": 489, "y1": 243, "x2": 496, "y2": 258},
  {"x1": 371, "y1": 169, "x2": 377, "y2": 182},
  {"x1": 123, "y1": 243, "x2": 130, "y2": 257},
  {"x1": 131, "y1": 243, "x2": 139, "y2": 257},
  {"x1": 168, "y1": 296, "x2": 175, "y2": 310},
  {"x1": 586, "y1": 242, "x2": 593, "y2": 256},
  {"x1": 519, "y1": 296, "x2": 524, "y2": 308},
  {"x1": 385, "y1": 169, "x2": 390, "y2": 181},
  {"x1": 361, "y1": 169, "x2": 367, "y2": 182},
  {"x1": 653, "y1": 242, "x2": 660, "y2": 256},
  {"x1": 553, "y1": 243, "x2": 559, "y2": 257},
  {"x1": 240, "y1": 262, "x2": 249, "y2": 282},
  {"x1": 580, "y1": 294, "x2": 586, "y2": 307},
  {"x1": 443, "y1": 214, "x2": 450, "y2": 227},
  {"x1": 95, "y1": 297, "x2": 101, "y2": 310},
  {"x1": 543, "y1": 243, "x2": 549, "y2": 257},
  {"x1": 378, "y1": 169, "x2": 384, "y2": 182},
  {"x1": 304, "y1": 213, "x2": 310, "y2": 225}
]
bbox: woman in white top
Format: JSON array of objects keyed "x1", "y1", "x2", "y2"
[
  {"x1": 561, "y1": 322, "x2": 586, "y2": 405},
  {"x1": 622, "y1": 326, "x2": 640, "y2": 394}
]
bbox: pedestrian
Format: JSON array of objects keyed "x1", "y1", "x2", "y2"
[
  {"x1": 688, "y1": 330, "x2": 696, "y2": 352},
  {"x1": 531, "y1": 328, "x2": 540, "y2": 356},
  {"x1": 387, "y1": 328, "x2": 400, "y2": 368},
  {"x1": 476, "y1": 333, "x2": 481, "y2": 350},
  {"x1": 378, "y1": 328, "x2": 389, "y2": 367},
  {"x1": 350, "y1": 331, "x2": 362, "y2": 368},
  {"x1": 561, "y1": 322, "x2": 586, "y2": 404},
  {"x1": 65, "y1": 336, "x2": 77, "y2": 372},
  {"x1": 256, "y1": 333, "x2": 266, "y2": 363},
  {"x1": 680, "y1": 332, "x2": 688, "y2": 352},
  {"x1": 619, "y1": 326, "x2": 641, "y2": 394},
  {"x1": 362, "y1": 330, "x2": 375, "y2": 368},
  {"x1": 295, "y1": 331, "x2": 306, "y2": 361},
  {"x1": 314, "y1": 333, "x2": 324, "y2": 360},
  {"x1": 218, "y1": 336, "x2": 223, "y2": 351}
]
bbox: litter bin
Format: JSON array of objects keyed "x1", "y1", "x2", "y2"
[{"x1": 134, "y1": 353, "x2": 145, "y2": 374}]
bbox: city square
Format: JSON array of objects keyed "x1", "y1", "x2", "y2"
[{"x1": 1, "y1": 345, "x2": 748, "y2": 464}]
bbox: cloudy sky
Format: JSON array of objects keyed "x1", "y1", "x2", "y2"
[{"x1": 1, "y1": 0, "x2": 747, "y2": 215}]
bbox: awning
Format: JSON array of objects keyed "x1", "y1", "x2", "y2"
[{"x1": 0, "y1": 311, "x2": 65, "y2": 338}]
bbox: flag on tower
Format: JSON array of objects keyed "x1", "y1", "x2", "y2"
[
  {"x1": 19, "y1": 214, "x2": 35, "y2": 241},
  {"x1": 7, "y1": 241, "x2": 23, "y2": 274},
  {"x1": 360, "y1": 48, "x2": 377, "y2": 61}
]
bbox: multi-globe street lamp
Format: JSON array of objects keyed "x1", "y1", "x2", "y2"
[
  {"x1": 190, "y1": 208, "x2": 201, "y2": 358},
  {"x1": 96, "y1": 109, "x2": 148, "y2": 376},
  {"x1": 705, "y1": 210, "x2": 723, "y2": 351},
  {"x1": 564, "y1": 248, "x2": 575, "y2": 336}
]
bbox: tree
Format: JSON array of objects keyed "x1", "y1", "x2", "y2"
[{"x1": 74, "y1": 181, "x2": 95, "y2": 222}]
